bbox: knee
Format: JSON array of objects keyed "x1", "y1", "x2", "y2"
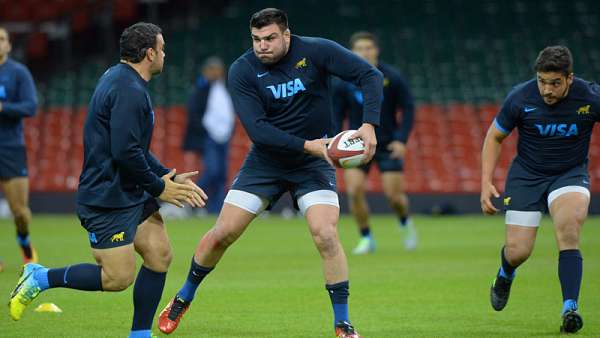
[
  {"x1": 143, "y1": 243, "x2": 173, "y2": 272},
  {"x1": 312, "y1": 223, "x2": 340, "y2": 257},
  {"x1": 346, "y1": 185, "x2": 365, "y2": 202},
  {"x1": 556, "y1": 228, "x2": 580, "y2": 248},
  {"x1": 13, "y1": 207, "x2": 31, "y2": 226},
  {"x1": 208, "y1": 226, "x2": 239, "y2": 250},
  {"x1": 504, "y1": 242, "x2": 532, "y2": 265},
  {"x1": 102, "y1": 268, "x2": 135, "y2": 291},
  {"x1": 385, "y1": 192, "x2": 406, "y2": 207}
]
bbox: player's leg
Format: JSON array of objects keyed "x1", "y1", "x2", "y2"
[
  {"x1": 9, "y1": 244, "x2": 136, "y2": 321},
  {"x1": 299, "y1": 191, "x2": 360, "y2": 337},
  {"x1": 1, "y1": 177, "x2": 36, "y2": 262},
  {"x1": 130, "y1": 206, "x2": 172, "y2": 338},
  {"x1": 158, "y1": 190, "x2": 262, "y2": 334},
  {"x1": 548, "y1": 187, "x2": 589, "y2": 333},
  {"x1": 491, "y1": 161, "x2": 546, "y2": 311},
  {"x1": 344, "y1": 168, "x2": 374, "y2": 254},
  {"x1": 381, "y1": 171, "x2": 417, "y2": 250}
]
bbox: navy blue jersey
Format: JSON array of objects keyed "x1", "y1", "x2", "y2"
[
  {"x1": 77, "y1": 63, "x2": 169, "y2": 208},
  {"x1": 495, "y1": 77, "x2": 600, "y2": 175},
  {"x1": 228, "y1": 35, "x2": 383, "y2": 167},
  {"x1": 0, "y1": 58, "x2": 37, "y2": 146},
  {"x1": 333, "y1": 62, "x2": 414, "y2": 146}
]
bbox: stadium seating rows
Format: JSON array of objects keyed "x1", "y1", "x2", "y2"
[
  {"x1": 34, "y1": 0, "x2": 600, "y2": 107},
  {"x1": 23, "y1": 104, "x2": 600, "y2": 193}
]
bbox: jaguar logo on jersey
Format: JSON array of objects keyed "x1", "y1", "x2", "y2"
[
  {"x1": 503, "y1": 197, "x2": 511, "y2": 206},
  {"x1": 534, "y1": 123, "x2": 578, "y2": 137},
  {"x1": 111, "y1": 231, "x2": 125, "y2": 242},
  {"x1": 267, "y1": 78, "x2": 306, "y2": 99},
  {"x1": 295, "y1": 57, "x2": 307, "y2": 69},
  {"x1": 577, "y1": 105, "x2": 591, "y2": 115},
  {"x1": 383, "y1": 78, "x2": 390, "y2": 87}
]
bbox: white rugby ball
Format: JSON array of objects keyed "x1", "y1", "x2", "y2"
[{"x1": 327, "y1": 130, "x2": 366, "y2": 168}]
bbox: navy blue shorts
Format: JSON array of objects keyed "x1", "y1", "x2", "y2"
[
  {"x1": 359, "y1": 147, "x2": 404, "y2": 173},
  {"x1": 504, "y1": 159, "x2": 590, "y2": 214},
  {"x1": 0, "y1": 145, "x2": 28, "y2": 179},
  {"x1": 230, "y1": 151, "x2": 336, "y2": 210},
  {"x1": 77, "y1": 198, "x2": 160, "y2": 249}
]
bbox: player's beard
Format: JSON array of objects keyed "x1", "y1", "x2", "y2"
[{"x1": 544, "y1": 85, "x2": 570, "y2": 104}]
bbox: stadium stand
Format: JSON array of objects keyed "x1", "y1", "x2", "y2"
[{"x1": 10, "y1": 0, "x2": 600, "y2": 193}]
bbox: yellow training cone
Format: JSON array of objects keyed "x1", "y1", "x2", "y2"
[{"x1": 34, "y1": 303, "x2": 62, "y2": 313}]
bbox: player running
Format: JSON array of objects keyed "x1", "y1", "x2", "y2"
[
  {"x1": 481, "y1": 46, "x2": 599, "y2": 333},
  {"x1": 333, "y1": 31, "x2": 416, "y2": 254},
  {"x1": 8, "y1": 23, "x2": 206, "y2": 338},
  {"x1": 0, "y1": 26, "x2": 39, "y2": 267},
  {"x1": 158, "y1": 8, "x2": 382, "y2": 338}
]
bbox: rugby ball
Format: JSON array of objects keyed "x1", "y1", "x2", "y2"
[{"x1": 327, "y1": 130, "x2": 366, "y2": 168}]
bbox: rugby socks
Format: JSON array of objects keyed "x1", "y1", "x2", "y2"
[
  {"x1": 131, "y1": 266, "x2": 167, "y2": 334},
  {"x1": 176, "y1": 257, "x2": 213, "y2": 302},
  {"x1": 36, "y1": 264, "x2": 103, "y2": 291},
  {"x1": 128, "y1": 330, "x2": 151, "y2": 338},
  {"x1": 360, "y1": 227, "x2": 371, "y2": 238},
  {"x1": 559, "y1": 249, "x2": 582, "y2": 314},
  {"x1": 399, "y1": 216, "x2": 409, "y2": 227},
  {"x1": 326, "y1": 281, "x2": 350, "y2": 325},
  {"x1": 16, "y1": 231, "x2": 33, "y2": 259},
  {"x1": 498, "y1": 246, "x2": 516, "y2": 280}
]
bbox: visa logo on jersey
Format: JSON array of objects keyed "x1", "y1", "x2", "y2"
[
  {"x1": 267, "y1": 78, "x2": 306, "y2": 99},
  {"x1": 534, "y1": 123, "x2": 578, "y2": 137}
]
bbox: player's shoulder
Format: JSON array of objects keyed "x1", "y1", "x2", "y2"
[
  {"x1": 5, "y1": 58, "x2": 32, "y2": 75},
  {"x1": 229, "y1": 49, "x2": 260, "y2": 80},
  {"x1": 293, "y1": 35, "x2": 342, "y2": 53},
  {"x1": 378, "y1": 62, "x2": 407, "y2": 84},
  {"x1": 101, "y1": 64, "x2": 147, "y2": 98},
  {"x1": 505, "y1": 78, "x2": 537, "y2": 104},
  {"x1": 568, "y1": 77, "x2": 600, "y2": 101}
]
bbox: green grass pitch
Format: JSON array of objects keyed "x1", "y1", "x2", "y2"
[{"x1": 1, "y1": 214, "x2": 599, "y2": 337}]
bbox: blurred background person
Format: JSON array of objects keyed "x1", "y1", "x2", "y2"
[
  {"x1": 333, "y1": 31, "x2": 416, "y2": 254},
  {"x1": 0, "y1": 26, "x2": 38, "y2": 271},
  {"x1": 183, "y1": 56, "x2": 235, "y2": 215}
]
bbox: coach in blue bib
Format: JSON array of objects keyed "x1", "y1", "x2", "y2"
[
  {"x1": 481, "y1": 46, "x2": 600, "y2": 334},
  {"x1": 159, "y1": 8, "x2": 382, "y2": 338}
]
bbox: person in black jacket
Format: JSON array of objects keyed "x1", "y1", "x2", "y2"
[
  {"x1": 8, "y1": 23, "x2": 206, "y2": 338},
  {"x1": 159, "y1": 8, "x2": 381, "y2": 338},
  {"x1": 0, "y1": 27, "x2": 38, "y2": 269},
  {"x1": 333, "y1": 31, "x2": 417, "y2": 254}
]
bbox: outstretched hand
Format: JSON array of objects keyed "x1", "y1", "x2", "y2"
[
  {"x1": 174, "y1": 171, "x2": 208, "y2": 208},
  {"x1": 158, "y1": 170, "x2": 207, "y2": 208}
]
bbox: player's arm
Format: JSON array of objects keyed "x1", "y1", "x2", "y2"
[
  {"x1": 331, "y1": 78, "x2": 349, "y2": 136},
  {"x1": 146, "y1": 152, "x2": 170, "y2": 177},
  {"x1": 109, "y1": 89, "x2": 198, "y2": 207},
  {"x1": 0, "y1": 66, "x2": 37, "y2": 118},
  {"x1": 481, "y1": 123, "x2": 509, "y2": 214},
  {"x1": 389, "y1": 75, "x2": 415, "y2": 159},
  {"x1": 481, "y1": 94, "x2": 518, "y2": 215},
  {"x1": 228, "y1": 60, "x2": 305, "y2": 153},
  {"x1": 312, "y1": 38, "x2": 383, "y2": 162}
]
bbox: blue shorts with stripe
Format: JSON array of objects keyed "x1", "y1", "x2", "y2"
[
  {"x1": 0, "y1": 145, "x2": 28, "y2": 179},
  {"x1": 76, "y1": 198, "x2": 160, "y2": 249},
  {"x1": 503, "y1": 158, "x2": 590, "y2": 213},
  {"x1": 230, "y1": 150, "x2": 336, "y2": 210}
]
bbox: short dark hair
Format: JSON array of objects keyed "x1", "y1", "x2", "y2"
[
  {"x1": 250, "y1": 8, "x2": 288, "y2": 31},
  {"x1": 534, "y1": 46, "x2": 573, "y2": 75},
  {"x1": 349, "y1": 31, "x2": 379, "y2": 48},
  {"x1": 119, "y1": 22, "x2": 162, "y2": 63}
]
